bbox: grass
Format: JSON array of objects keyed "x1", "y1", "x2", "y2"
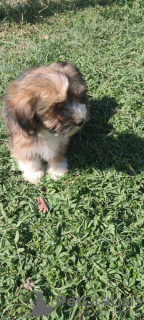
[{"x1": 0, "y1": 0, "x2": 144, "y2": 319}]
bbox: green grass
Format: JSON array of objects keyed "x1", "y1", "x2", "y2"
[{"x1": 0, "y1": 0, "x2": 144, "y2": 319}]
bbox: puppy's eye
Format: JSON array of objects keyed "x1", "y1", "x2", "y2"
[
  {"x1": 53, "y1": 104, "x2": 61, "y2": 113},
  {"x1": 77, "y1": 98, "x2": 86, "y2": 104},
  {"x1": 54, "y1": 101, "x2": 67, "y2": 109},
  {"x1": 54, "y1": 103, "x2": 64, "y2": 109}
]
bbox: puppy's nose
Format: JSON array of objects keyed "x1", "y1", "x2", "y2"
[{"x1": 76, "y1": 119, "x2": 84, "y2": 127}]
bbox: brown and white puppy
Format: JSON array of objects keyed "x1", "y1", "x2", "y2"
[{"x1": 2, "y1": 62, "x2": 90, "y2": 184}]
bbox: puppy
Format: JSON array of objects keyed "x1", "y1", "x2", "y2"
[{"x1": 2, "y1": 62, "x2": 90, "y2": 184}]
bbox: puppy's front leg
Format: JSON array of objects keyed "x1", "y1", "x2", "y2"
[
  {"x1": 47, "y1": 156, "x2": 68, "y2": 180},
  {"x1": 17, "y1": 157, "x2": 44, "y2": 184}
]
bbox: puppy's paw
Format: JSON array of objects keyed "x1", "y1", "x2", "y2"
[
  {"x1": 23, "y1": 170, "x2": 44, "y2": 184},
  {"x1": 48, "y1": 167, "x2": 68, "y2": 180},
  {"x1": 47, "y1": 159, "x2": 68, "y2": 180}
]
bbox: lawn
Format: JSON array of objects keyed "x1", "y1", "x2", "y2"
[{"x1": 0, "y1": 0, "x2": 144, "y2": 319}]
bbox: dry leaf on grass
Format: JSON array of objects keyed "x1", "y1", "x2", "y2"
[
  {"x1": 37, "y1": 195, "x2": 49, "y2": 213},
  {"x1": 24, "y1": 279, "x2": 35, "y2": 291},
  {"x1": 43, "y1": 35, "x2": 50, "y2": 40}
]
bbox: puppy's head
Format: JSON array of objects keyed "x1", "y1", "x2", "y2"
[{"x1": 3, "y1": 62, "x2": 90, "y2": 137}]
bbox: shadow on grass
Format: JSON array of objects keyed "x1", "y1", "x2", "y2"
[
  {"x1": 69, "y1": 96, "x2": 144, "y2": 175},
  {"x1": 0, "y1": 0, "x2": 135, "y2": 24}
]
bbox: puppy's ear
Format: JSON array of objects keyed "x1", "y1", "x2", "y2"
[
  {"x1": 4, "y1": 82, "x2": 38, "y2": 135},
  {"x1": 14, "y1": 97, "x2": 38, "y2": 135}
]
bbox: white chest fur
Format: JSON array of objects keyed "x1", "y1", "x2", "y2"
[{"x1": 37, "y1": 129, "x2": 68, "y2": 161}]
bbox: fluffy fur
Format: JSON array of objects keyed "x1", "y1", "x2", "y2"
[{"x1": 2, "y1": 62, "x2": 90, "y2": 184}]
